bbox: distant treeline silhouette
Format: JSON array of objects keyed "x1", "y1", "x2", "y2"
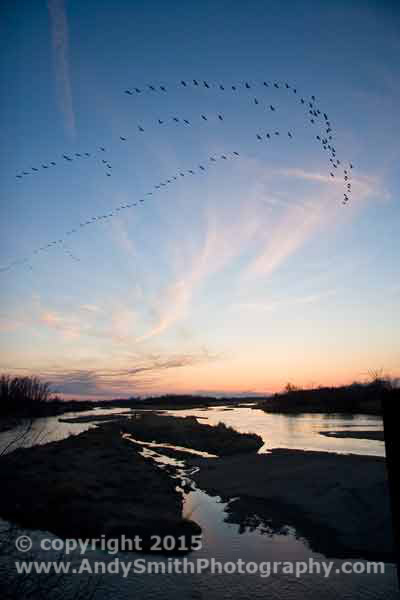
[
  {"x1": 96, "y1": 394, "x2": 260, "y2": 410},
  {"x1": 260, "y1": 377, "x2": 398, "y2": 415}
]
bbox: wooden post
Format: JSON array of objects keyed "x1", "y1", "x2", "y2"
[{"x1": 382, "y1": 389, "x2": 400, "y2": 588}]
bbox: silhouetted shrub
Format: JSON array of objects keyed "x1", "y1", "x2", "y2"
[{"x1": 0, "y1": 374, "x2": 54, "y2": 417}]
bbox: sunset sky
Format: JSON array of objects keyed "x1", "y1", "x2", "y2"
[{"x1": 0, "y1": 0, "x2": 399, "y2": 399}]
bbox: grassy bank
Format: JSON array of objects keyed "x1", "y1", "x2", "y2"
[
  {"x1": 0, "y1": 425, "x2": 200, "y2": 552},
  {"x1": 120, "y1": 412, "x2": 263, "y2": 455},
  {"x1": 0, "y1": 375, "x2": 94, "y2": 432}
]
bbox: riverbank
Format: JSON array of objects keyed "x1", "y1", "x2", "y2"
[
  {"x1": 0, "y1": 424, "x2": 200, "y2": 552},
  {"x1": 0, "y1": 400, "x2": 95, "y2": 434},
  {"x1": 189, "y1": 448, "x2": 394, "y2": 560},
  {"x1": 0, "y1": 411, "x2": 393, "y2": 561}
]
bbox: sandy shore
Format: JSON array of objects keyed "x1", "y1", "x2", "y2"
[
  {"x1": 320, "y1": 430, "x2": 385, "y2": 441},
  {"x1": 190, "y1": 448, "x2": 394, "y2": 560}
]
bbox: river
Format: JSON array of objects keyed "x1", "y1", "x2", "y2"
[{"x1": 0, "y1": 406, "x2": 397, "y2": 599}]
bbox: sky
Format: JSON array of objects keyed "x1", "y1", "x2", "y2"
[{"x1": 0, "y1": 0, "x2": 399, "y2": 399}]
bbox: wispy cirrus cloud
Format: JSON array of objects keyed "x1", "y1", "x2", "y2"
[
  {"x1": 1, "y1": 350, "x2": 220, "y2": 398},
  {"x1": 276, "y1": 167, "x2": 389, "y2": 203},
  {"x1": 244, "y1": 198, "x2": 328, "y2": 278},
  {"x1": 38, "y1": 306, "x2": 138, "y2": 344},
  {"x1": 243, "y1": 165, "x2": 387, "y2": 279},
  {"x1": 47, "y1": 0, "x2": 75, "y2": 137},
  {"x1": 89, "y1": 160, "x2": 388, "y2": 344},
  {"x1": 234, "y1": 289, "x2": 336, "y2": 313},
  {"x1": 80, "y1": 304, "x2": 103, "y2": 314},
  {"x1": 275, "y1": 168, "x2": 336, "y2": 185},
  {"x1": 0, "y1": 317, "x2": 23, "y2": 333},
  {"x1": 136, "y1": 198, "x2": 261, "y2": 342}
]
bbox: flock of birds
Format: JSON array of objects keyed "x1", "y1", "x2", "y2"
[{"x1": 5, "y1": 78, "x2": 354, "y2": 273}]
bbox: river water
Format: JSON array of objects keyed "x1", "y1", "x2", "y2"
[{"x1": 0, "y1": 406, "x2": 397, "y2": 599}]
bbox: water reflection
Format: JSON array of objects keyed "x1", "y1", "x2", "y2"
[{"x1": 165, "y1": 407, "x2": 385, "y2": 457}]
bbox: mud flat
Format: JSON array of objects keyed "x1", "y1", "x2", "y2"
[
  {"x1": 190, "y1": 448, "x2": 394, "y2": 560},
  {"x1": 320, "y1": 430, "x2": 385, "y2": 441},
  {"x1": 0, "y1": 425, "x2": 200, "y2": 552}
]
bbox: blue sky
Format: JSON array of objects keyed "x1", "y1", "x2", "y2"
[{"x1": 0, "y1": 0, "x2": 399, "y2": 398}]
